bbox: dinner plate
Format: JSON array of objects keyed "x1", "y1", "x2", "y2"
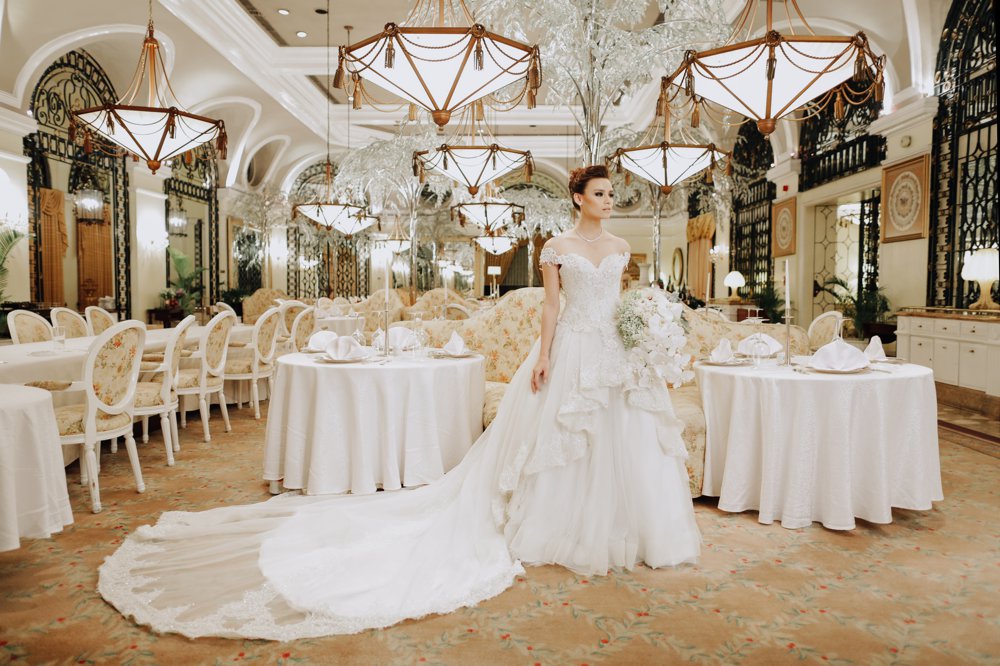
[
  {"x1": 806, "y1": 365, "x2": 870, "y2": 374},
  {"x1": 314, "y1": 354, "x2": 370, "y2": 364},
  {"x1": 700, "y1": 358, "x2": 753, "y2": 366}
]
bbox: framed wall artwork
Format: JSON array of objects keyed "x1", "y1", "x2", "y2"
[
  {"x1": 881, "y1": 153, "x2": 931, "y2": 243},
  {"x1": 772, "y1": 197, "x2": 797, "y2": 257}
]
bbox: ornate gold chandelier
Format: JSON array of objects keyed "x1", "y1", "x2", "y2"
[
  {"x1": 334, "y1": 0, "x2": 541, "y2": 127},
  {"x1": 71, "y1": 0, "x2": 225, "y2": 174},
  {"x1": 661, "y1": 0, "x2": 885, "y2": 135}
]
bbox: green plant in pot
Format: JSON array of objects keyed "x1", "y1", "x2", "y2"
[
  {"x1": 166, "y1": 246, "x2": 207, "y2": 315},
  {"x1": 0, "y1": 225, "x2": 25, "y2": 337},
  {"x1": 751, "y1": 284, "x2": 785, "y2": 324},
  {"x1": 818, "y1": 276, "x2": 891, "y2": 338}
]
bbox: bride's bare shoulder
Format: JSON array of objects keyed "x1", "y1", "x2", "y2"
[
  {"x1": 603, "y1": 232, "x2": 632, "y2": 254},
  {"x1": 543, "y1": 234, "x2": 574, "y2": 253}
]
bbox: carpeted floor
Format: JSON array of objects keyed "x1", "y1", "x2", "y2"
[{"x1": 1, "y1": 403, "x2": 998, "y2": 665}]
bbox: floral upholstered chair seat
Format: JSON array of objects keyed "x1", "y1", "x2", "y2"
[{"x1": 241, "y1": 288, "x2": 289, "y2": 325}]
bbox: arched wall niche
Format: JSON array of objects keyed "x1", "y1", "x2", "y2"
[
  {"x1": 164, "y1": 146, "x2": 221, "y2": 306},
  {"x1": 25, "y1": 48, "x2": 130, "y2": 317}
]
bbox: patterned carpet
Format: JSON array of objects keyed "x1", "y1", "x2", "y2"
[{"x1": 1, "y1": 403, "x2": 998, "y2": 665}]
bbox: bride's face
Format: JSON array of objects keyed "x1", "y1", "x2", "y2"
[{"x1": 575, "y1": 178, "x2": 614, "y2": 220}]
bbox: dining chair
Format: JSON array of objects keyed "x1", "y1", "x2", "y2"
[
  {"x1": 85, "y1": 306, "x2": 116, "y2": 335},
  {"x1": 288, "y1": 306, "x2": 316, "y2": 352},
  {"x1": 223, "y1": 306, "x2": 280, "y2": 420},
  {"x1": 215, "y1": 301, "x2": 237, "y2": 316},
  {"x1": 50, "y1": 307, "x2": 90, "y2": 338},
  {"x1": 53, "y1": 320, "x2": 146, "y2": 513},
  {"x1": 276, "y1": 300, "x2": 307, "y2": 352},
  {"x1": 808, "y1": 310, "x2": 845, "y2": 351},
  {"x1": 176, "y1": 310, "x2": 235, "y2": 442},
  {"x1": 134, "y1": 315, "x2": 195, "y2": 466},
  {"x1": 316, "y1": 297, "x2": 335, "y2": 311},
  {"x1": 8, "y1": 309, "x2": 53, "y2": 344}
]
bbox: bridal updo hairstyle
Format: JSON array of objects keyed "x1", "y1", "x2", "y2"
[{"x1": 568, "y1": 164, "x2": 611, "y2": 211}]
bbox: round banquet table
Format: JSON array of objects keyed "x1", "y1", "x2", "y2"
[
  {"x1": 0, "y1": 385, "x2": 73, "y2": 551},
  {"x1": 263, "y1": 351, "x2": 485, "y2": 495},
  {"x1": 695, "y1": 360, "x2": 942, "y2": 530},
  {"x1": 315, "y1": 315, "x2": 365, "y2": 337}
]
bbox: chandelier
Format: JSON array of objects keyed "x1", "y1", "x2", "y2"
[
  {"x1": 168, "y1": 195, "x2": 188, "y2": 234},
  {"x1": 71, "y1": 1, "x2": 225, "y2": 173},
  {"x1": 661, "y1": 0, "x2": 885, "y2": 135},
  {"x1": 474, "y1": 233, "x2": 516, "y2": 255},
  {"x1": 607, "y1": 97, "x2": 731, "y2": 196},
  {"x1": 452, "y1": 199, "x2": 524, "y2": 233},
  {"x1": 334, "y1": 0, "x2": 541, "y2": 127},
  {"x1": 709, "y1": 244, "x2": 729, "y2": 263},
  {"x1": 74, "y1": 189, "x2": 104, "y2": 225},
  {"x1": 382, "y1": 215, "x2": 412, "y2": 254},
  {"x1": 294, "y1": 3, "x2": 367, "y2": 233}
]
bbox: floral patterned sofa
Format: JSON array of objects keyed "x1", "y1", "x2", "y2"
[
  {"x1": 393, "y1": 290, "x2": 809, "y2": 497},
  {"x1": 241, "y1": 288, "x2": 289, "y2": 325},
  {"x1": 403, "y1": 288, "x2": 482, "y2": 321}
]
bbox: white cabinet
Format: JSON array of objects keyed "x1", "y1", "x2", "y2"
[{"x1": 897, "y1": 314, "x2": 1000, "y2": 396}]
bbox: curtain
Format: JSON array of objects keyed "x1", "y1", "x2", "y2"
[
  {"x1": 687, "y1": 212, "x2": 715, "y2": 302},
  {"x1": 76, "y1": 204, "x2": 114, "y2": 308},
  {"x1": 38, "y1": 188, "x2": 66, "y2": 305}
]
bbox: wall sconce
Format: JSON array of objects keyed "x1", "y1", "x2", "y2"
[
  {"x1": 167, "y1": 195, "x2": 189, "y2": 235},
  {"x1": 74, "y1": 188, "x2": 105, "y2": 224},
  {"x1": 709, "y1": 244, "x2": 729, "y2": 264}
]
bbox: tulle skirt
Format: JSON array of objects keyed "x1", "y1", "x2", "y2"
[{"x1": 98, "y1": 325, "x2": 700, "y2": 639}]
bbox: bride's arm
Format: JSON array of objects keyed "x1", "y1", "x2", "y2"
[{"x1": 531, "y1": 258, "x2": 561, "y2": 394}]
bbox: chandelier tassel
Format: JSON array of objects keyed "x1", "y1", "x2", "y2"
[
  {"x1": 725, "y1": 158, "x2": 733, "y2": 177},
  {"x1": 766, "y1": 51, "x2": 777, "y2": 81},
  {"x1": 333, "y1": 47, "x2": 347, "y2": 89},
  {"x1": 83, "y1": 131, "x2": 92, "y2": 154},
  {"x1": 525, "y1": 155, "x2": 533, "y2": 182},
  {"x1": 166, "y1": 113, "x2": 176, "y2": 139},
  {"x1": 443, "y1": 150, "x2": 449, "y2": 170},
  {"x1": 412, "y1": 153, "x2": 420, "y2": 177},
  {"x1": 834, "y1": 91, "x2": 846, "y2": 121},
  {"x1": 854, "y1": 54, "x2": 871, "y2": 83},
  {"x1": 385, "y1": 39, "x2": 395, "y2": 69},
  {"x1": 691, "y1": 103, "x2": 700, "y2": 129},
  {"x1": 408, "y1": 103, "x2": 418, "y2": 121},
  {"x1": 474, "y1": 38, "x2": 484, "y2": 71},
  {"x1": 216, "y1": 125, "x2": 228, "y2": 160},
  {"x1": 874, "y1": 76, "x2": 885, "y2": 103},
  {"x1": 352, "y1": 75, "x2": 363, "y2": 110},
  {"x1": 654, "y1": 82, "x2": 665, "y2": 118},
  {"x1": 624, "y1": 171, "x2": 631, "y2": 186},
  {"x1": 475, "y1": 99, "x2": 484, "y2": 121}
]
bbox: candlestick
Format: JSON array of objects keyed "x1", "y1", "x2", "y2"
[
  {"x1": 783, "y1": 259, "x2": 792, "y2": 366},
  {"x1": 705, "y1": 271, "x2": 711, "y2": 303}
]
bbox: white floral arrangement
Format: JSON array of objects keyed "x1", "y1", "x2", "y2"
[{"x1": 616, "y1": 288, "x2": 693, "y2": 388}]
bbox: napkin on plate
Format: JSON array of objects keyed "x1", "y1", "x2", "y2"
[
  {"x1": 737, "y1": 332, "x2": 782, "y2": 356},
  {"x1": 809, "y1": 338, "x2": 869, "y2": 371},
  {"x1": 864, "y1": 335, "x2": 888, "y2": 361},
  {"x1": 709, "y1": 338, "x2": 735, "y2": 363},
  {"x1": 443, "y1": 331, "x2": 470, "y2": 356},
  {"x1": 325, "y1": 336, "x2": 368, "y2": 361},
  {"x1": 390, "y1": 327, "x2": 418, "y2": 351},
  {"x1": 307, "y1": 330, "x2": 338, "y2": 352}
]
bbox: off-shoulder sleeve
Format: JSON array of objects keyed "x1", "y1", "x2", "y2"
[{"x1": 539, "y1": 247, "x2": 560, "y2": 266}]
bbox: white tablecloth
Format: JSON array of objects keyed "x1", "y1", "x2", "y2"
[
  {"x1": 0, "y1": 385, "x2": 73, "y2": 551},
  {"x1": 696, "y1": 361, "x2": 942, "y2": 529},
  {"x1": 316, "y1": 315, "x2": 365, "y2": 337},
  {"x1": 264, "y1": 351, "x2": 485, "y2": 495}
]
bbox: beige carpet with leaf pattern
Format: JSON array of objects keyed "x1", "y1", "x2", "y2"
[{"x1": 1, "y1": 403, "x2": 998, "y2": 665}]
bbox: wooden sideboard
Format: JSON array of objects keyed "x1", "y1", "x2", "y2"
[{"x1": 896, "y1": 311, "x2": 1000, "y2": 397}]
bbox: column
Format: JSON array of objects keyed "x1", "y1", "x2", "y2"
[
  {"x1": 0, "y1": 107, "x2": 38, "y2": 302},
  {"x1": 766, "y1": 156, "x2": 803, "y2": 326},
  {"x1": 129, "y1": 163, "x2": 169, "y2": 321}
]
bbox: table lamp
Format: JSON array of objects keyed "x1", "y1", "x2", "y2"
[
  {"x1": 961, "y1": 247, "x2": 999, "y2": 310},
  {"x1": 487, "y1": 265, "x2": 502, "y2": 299},
  {"x1": 723, "y1": 270, "x2": 746, "y2": 302}
]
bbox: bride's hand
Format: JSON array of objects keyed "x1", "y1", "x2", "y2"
[{"x1": 531, "y1": 357, "x2": 550, "y2": 394}]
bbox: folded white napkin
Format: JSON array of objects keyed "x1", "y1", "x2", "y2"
[
  {"x1": 737, "y1": 332, "x2": 782, "y2": 356},
  {"x1": 307, "y1": 330, "x2": 339, "y2": 352},
  {"x1": 809, "y1": 338, "x2": 869, "y2": 371},
  {"x1": 390, "y1": 327, "x2": 418, "y2": 351},
  {"x1": 864, "y1": 335, "x2": 887, "y2": 361},
  {"x1": 709, "y1": 338, "x2": 735, "y2": 363},
  {"x1": 325, "y1": 335, "x2": 368, "y2": 360},
  {"x1": 443, "y1": 331, "x2": 470, "y2": 356}
]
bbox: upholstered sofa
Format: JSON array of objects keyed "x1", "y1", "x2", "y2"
[
  {"x1": 403, "y1": 288, "x2": 482, "y2": 321},
  {"x1": 241, "y1": 288, "x2": 289, "y2": 325},
  {"x1": 394, "y1": 287, "x2": 809, "y2": 497}
]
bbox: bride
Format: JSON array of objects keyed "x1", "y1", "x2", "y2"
[{"x1": 99, "y1": 165, "x2": 701, "y2": 640}]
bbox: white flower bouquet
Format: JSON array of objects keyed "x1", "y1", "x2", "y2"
[{"x1": 616, "y1": 288, "x2": 693, "y2": 388}]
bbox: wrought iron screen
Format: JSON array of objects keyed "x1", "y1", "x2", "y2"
[
  {"x1": 929, "y1": 0, "x2": 998, "y2": 306},
  {"x1": 858, "y1": 190, "x2": 881, "y2": 294},
  {"x1": 799, "y1": 81, "x2": 885, "y2": 191},
  {"x1": 730, "y1": 123, "x2": 776, "y2": 294}
]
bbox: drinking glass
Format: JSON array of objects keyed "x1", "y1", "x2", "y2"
[
  {"x1": 52, "y1": 325, "x2": 66, "y2": 353},
  {"x1": 750, "y1": 335, "x2": 770, "y2": 369},
  {"x1": 351, "y1": 320, "x2": 367, "y2": 348},
  {"x1": 413, "y1": 315, "x2": 430, "y2": 358}
]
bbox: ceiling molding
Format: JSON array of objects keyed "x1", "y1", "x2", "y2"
[{"x1": 189, "y1": 96, "x2": 263, "y2": 188}]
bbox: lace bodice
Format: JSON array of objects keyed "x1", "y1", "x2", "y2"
[{"x1": 540, "y1": 248, "x2": 630, "y2": 333}]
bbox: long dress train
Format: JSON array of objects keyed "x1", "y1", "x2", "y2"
[{"x1": 98, "y1": 249, "x2": 701, "y2": 640}]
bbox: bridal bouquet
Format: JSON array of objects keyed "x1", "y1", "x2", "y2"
[{"x1": 616, "y1": 288, "x2": 693, "y2": 387}]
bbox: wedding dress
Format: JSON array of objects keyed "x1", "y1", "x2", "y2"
[{"x1": 99, "y1": 249, "x2": 700, "y2": 640}]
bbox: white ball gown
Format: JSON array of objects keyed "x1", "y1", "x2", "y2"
[{"x1": 98, "y1": 249, "x2": 701, "y2": 640}]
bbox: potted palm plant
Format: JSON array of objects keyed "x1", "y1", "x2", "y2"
[
  {"x1": 0, "y1": 224, "x2": 25, "y2": 338},
  {"x1": 751, "y1": 284, "x2": 785, "y2": 324},
  {"x1": 818, "y1": 276, "x2": 892, "y2": 339},
  {"x1": 166, "y1": 247, "x2": 207, "y2": 315}
]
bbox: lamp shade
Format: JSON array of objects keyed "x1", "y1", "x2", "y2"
[
  {"x1": 294, "y1": 202, "x2": 364, "y2": 230},
  {"x1": 610, "y1": 142, "x2": 730, "y2": 194},
  {"x1": 475, "y1": 235, "x2": 515, "y2": 255},
  {"x1": 961, "y1": 248, "x2": 999, "y2": 281},
  {"x1": 452, "y1": 200, "x2": 524, "y2": 233},
  {"x1": 416, "y1": 144, "x2": 533, "y2": 194},
  {"x1": 723, "y1": 270, "x2": 746, "y2": 289}
]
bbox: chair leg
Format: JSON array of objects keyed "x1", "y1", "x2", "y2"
[
  {"x1": 142, "y1": 416, "x2": 149, "y2": 444},
  {"x1": 180, "y1": 406, "x2": 187, "y2": 429},
  {"x1": 160, "y1": 413, "x2": 175, "y2": 466},
  {"x1": 79, "y1": 444, "x2": 88, "y2": 484},
  {"x1": 170, "y1": 409, "x2": 180, "y2": 452},
  {"x1": 199, "y1": 396, "x2": 211, "y2": 443},
  {"x1": 123, "y1": 433, "x2": 145, "y2": 492},
  {"x1": 218, "y1": 390, "x2": 232, "y2": 432},
  {"x1": 84, "y1": 443, "x2": 101, "y2": 513},
  {"x1": 110, "y1": 436, "x2": 118, "y2": 453},
  {"x1": 252, "y1": 380, "x2": 261, "y2": 420}
]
